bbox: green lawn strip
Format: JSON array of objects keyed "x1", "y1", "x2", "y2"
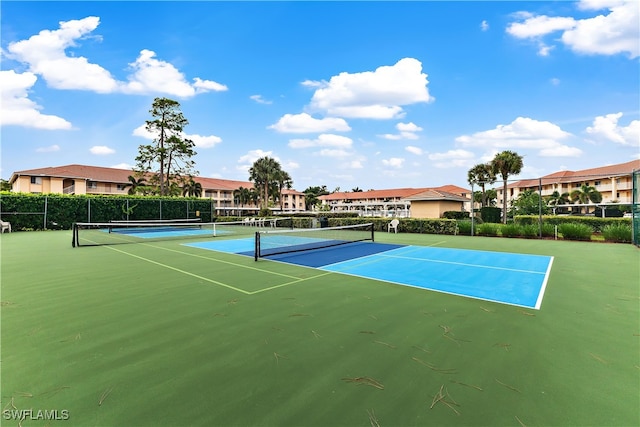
[{"x1": 1, "y1": 230, "x2": 638, "y2": 426}]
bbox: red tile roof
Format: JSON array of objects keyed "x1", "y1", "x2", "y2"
[
  {"x1": 506, "y1": 160, "x2": 640, "y2": 189},
  {"x1": 10, "y1": 164, "x2": 255, "y2": 191}
]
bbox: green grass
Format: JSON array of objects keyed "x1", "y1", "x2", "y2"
[{"x1": 1, "y1": 230, "x2": 639, "y2": 426}]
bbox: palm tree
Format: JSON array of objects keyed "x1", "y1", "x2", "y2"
[
  {"x1": 182, "y1": 178, "x2": 203, "y2": 197},
  {"x1": 248, "y1": 156, "x2": 283, "y2": 210},
  {"x1": 125, "y1": 175, "x2": 147, "y2": 195},
  {"x1": 570, "y1": 184, "x2": 602, "y2": 214},
  {"x1": 467, "y1": 163, "x2": 496, "y2": 208},
  {"x1": 275, "y1": 170, "x2": 293, "y2": 212},
  {"x1": 233, "y1": 186, "x2": 252, "y2": 209},
  {"x1": 491, "y1": 150, "x2": 524, "y2": 223},
  {"x1": 351, "y1": 187, "x2": 363, "y2": 192},
  {"x1": 546, "y1": 190, "x2": 570, "y2": 214}
]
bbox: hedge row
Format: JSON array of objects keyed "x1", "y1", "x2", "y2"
[
  {"x1": 514, "y1": 215, "x2": 631, "y2": 232},
  {"x1": 0, "y1": 193, "x2": 220, "y2": 230}
]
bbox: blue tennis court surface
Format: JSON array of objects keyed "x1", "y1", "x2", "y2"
[{"x1": 184, "y1": 239, "x2": 553, "y2": 309}]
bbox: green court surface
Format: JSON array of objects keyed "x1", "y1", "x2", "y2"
[{"x1": 1, "y1": 230, "x2": 638, "y2": 426}]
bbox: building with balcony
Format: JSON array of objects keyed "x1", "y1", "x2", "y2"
[
  {"x1": 8, "y1": 164, "x2": 306, "y2": 216},
  {"x1": 318, "y1": 185, "x2": 472, "y2": 218},
  {"x1": 496, "y1": 160, "x2": 639, "y2": 212}
]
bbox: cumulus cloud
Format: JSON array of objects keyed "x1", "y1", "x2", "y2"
[
  {"x1": 5, "y1": 17, "x2": 227, "y2": 97},
  {"x1": 132, "y1": 124, "x2": 222, "y2": 148},
  {"x1": 382, "y1": 157, "x2": 405, "y2": 168},
  {"x1": 90, "y1": 145, "x2": 115, "y2": 155},
  {"x1": 0, "y1": 70, "x2": 73, "y2": 129},
  {"x1": 111, "y1": 163, "x2": 133, "y2": 170},
  {"x1": 288, "y1": 134, "x2": 353, "y2": 149},
  {"x1": 405, "y1": 146, "x2": 424, "y2": 155},
  {"x1": 36, "y1": 144, "x2": 61, "y2": 153},
  {"x1": 456, "y1": 117, "x2": 582, "y2": 157},
  {"x1": 250, "y1": 94, "x2": 272, "y2": 104},
  {"x1": 379, "y1": 122, "x2": 424, "y2": 140},
  {"x1": 586, "y1": 112, "x2": 640, "y2": 146},
  {"x1": 507, "y1": 0, "x2": 639, "y2": 58},
  {"x1": 269, "y1": 113, "x2": 351, "y2": 133},
  {"x1": 427, "y1": 149, "x2": 475, "y2": 169},
  {"x1": 481, "y1": 20, "x2": 490, "y2": 31},
  {"x1": 308, "y1": 58, "x2": 434, "y2": 119}
]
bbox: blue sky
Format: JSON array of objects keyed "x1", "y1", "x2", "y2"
[{"x1": 1, "y1": 0, "x2": 638, "y2": 191}]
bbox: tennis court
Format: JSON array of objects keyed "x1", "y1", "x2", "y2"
[
  {"x1": 1, "y1": 226, "x2": 638, "y2": 426},
  {"x1": 186, "y1": 233, "x2": 553, "y2": 309}
]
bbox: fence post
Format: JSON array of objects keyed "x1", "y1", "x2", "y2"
[{"x1": 44, "y1": 196, "x2": 48, "y2": 230}]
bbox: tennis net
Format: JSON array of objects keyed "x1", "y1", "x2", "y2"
[
  {"x1": 254, "y1": 223, "x2": 374, "y2": 260},
  {"x1": 72, "y1": 218, "x2": 290, "y2": 247}
]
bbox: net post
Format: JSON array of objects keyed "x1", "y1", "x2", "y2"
[
  {"x1": 254, "y1": 231, "x2": 260, "y2": 261},
  {"x1": 72, "y1": 223, "x2": 77, "y2": 247},
  {"x1": 370, "y1": 223, "x2": 375, "y2": 242}
]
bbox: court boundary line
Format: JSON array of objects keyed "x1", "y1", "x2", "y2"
[
  {"x1": 535, "y1": 256, "x2": 555, "y2": 310},
  {"x1": 102, "y1": 244, "x2": 252, "y2": 295},
  {"x1": 375, "y1": 252, "x2": 548, "y2": 275},
  {"x1": 83, "y1": 237, "x2": 332, "y2": 295},
  {"x1": 318, "y1": 266, "x2": 540, "y2": 310}
]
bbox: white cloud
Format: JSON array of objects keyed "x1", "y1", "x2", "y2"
[
  {"x1": 539, "y1": 146, "x2": 583, "y2": 157},
  {"x1": 456, "y1": 117, "x2": 580, "y2": 157},
  {"x1": 238, "y1": 149, "x2": 275, "y2": 165},
  {"x1": 289, "y1": 134, "x2": 353, "y2": 149},
  {"x1": 507, "y1": 0, "x2": 639, "y2": 58},
  {"x1": 189, "y1": 134, "x2": 222, "y2": 149},
  {"x1": 132, "y1": 124, "x2": 222, "y2": 148},
  {"x1": 0, "y1": 70, "x2": 73, "y2": 129},
  {"x1": 90, "y1": 145, "x2": 115, "y2": 155},
  {"x1": 318, "y1": 148, "x2": 351, "y2": 158},
  {"x1": 308, "y1": 58, "x2": 434, "y2": 119},
  {"x1": 111, "y1": 163, "x2": 133, "y2": 170},
  {"x1": 550, "y1": 77, "x2": 561, "y2": 85},
  {"x1": 348, "y1": 160, "x2": 364, "y2": 169},
  {"x1": 122, "y1": 49, "x2": 227, "y2": 97},
  {"x1": 427, "y1": 149, "x2": 475, "y2": 169},
  {"x1": 269, "y1": 113, "x2": 351, "y2": 133},
  {"x1": 586, "y1": 112, "x2": 640, "y2": 146},
  {"x1": 481, "y1": 20, "x2": 490, "y2": 31},
  {"x1": 379, "y1": 121, "x2": 424, "y2": 140},
  {"x1": 36, "y1": 144, "x2": 61, "y2": 153},
  {"x1": 6, "y1": 17, "x2": 227, "y2": 97},
  {"x1": 250, "y1": 94, "x2": 272, "y2": 105},
  {"x1": 405, "y1": 146, "x2": 424, "y2": 155},
  {"x1": 382, "y1": 157, "x2": 405, "y2": 168}
]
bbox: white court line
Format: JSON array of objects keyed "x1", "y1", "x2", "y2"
[
  {"x1": 534, "y1": 256, "x2": 555, "y2": 310},
  {"x1": 376, "y1": 252, "x2": 547, "y2": 275}
]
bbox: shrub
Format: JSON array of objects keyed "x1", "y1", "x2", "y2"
[
  {"x1": 558, "y1": 223, "x2": 593, "y2": 241},
  {"x1": 500, "y1": 224, "x2": 521, "y2": 238},
  {"x1": 602, "y1": 223, "x2": 632, "y2": 243},
  {"x1": 456, "y1": 220, "x2": 472, "y2": 235},
  {"x1": 443, "y1": 211, "x2": 469, "y2": 220},
  {"x1": 476, "y1": 223, "x2": 500, "y2": 236},
  {"x1": 521, "y1": 224, "x2": 539, "y2": 238},
  {"x1": 541, "y1": 223, "x2": 555, "y2": 238}
]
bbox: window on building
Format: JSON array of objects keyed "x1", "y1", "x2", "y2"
[
  {"x1": 594, "y1": 180, "x2": 601, "y2": 186},
  {"x1": 30, "y1": 176, "x2": 42, "y2": 185},
  {"x1": 117, "y1": 184, "x2": 126, "y2": 191},
  {"x1": 87, "y1": 181, "x2": 98, "y2": 189}
]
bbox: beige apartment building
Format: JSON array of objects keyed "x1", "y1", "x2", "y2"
[
  {"x1": 8, "y1": 164, "x2": 306, "y2": 215},
  {"x1": 496, "y1": 160, "x2": 639, "y2": 210},
  {"x1": 318, "y1": 185, "x2": 471, "y2": 218}
]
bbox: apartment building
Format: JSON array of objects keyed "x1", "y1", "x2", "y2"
[
  {"x1": 318, "y1": 185, "x2": 471, "y2": 218},
  {"x1": 8, "y1": 164, "x2": 306, "y2": 215},
  {"x1": 496, "y1": 160, "x2": 639, "y2": 209}
]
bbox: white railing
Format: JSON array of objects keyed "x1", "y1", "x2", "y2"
[{"x1": 63, "y1": 185, "x2": 75, "y2": 194}]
